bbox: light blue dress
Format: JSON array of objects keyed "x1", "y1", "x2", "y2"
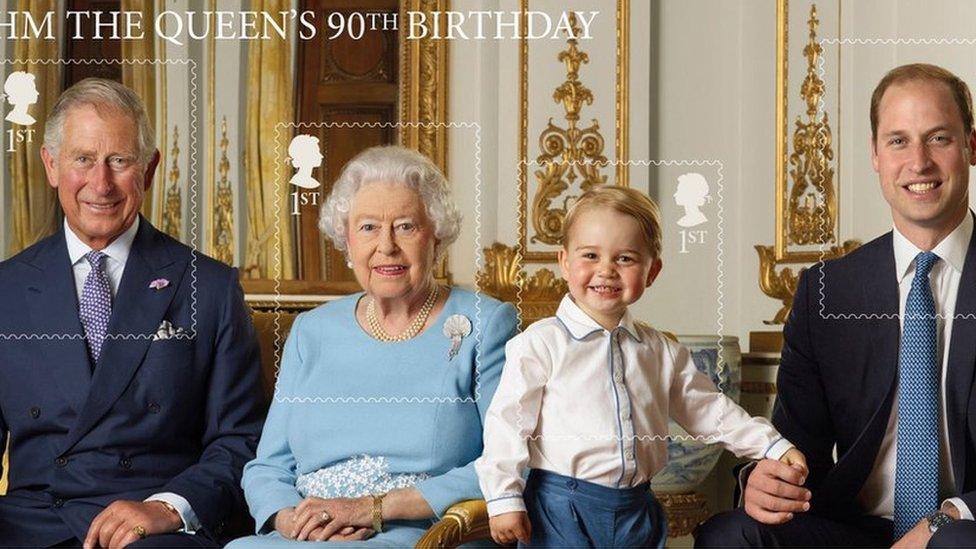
[{"x1": 227, "y1": 288, "x2": 517, "y2": 548}]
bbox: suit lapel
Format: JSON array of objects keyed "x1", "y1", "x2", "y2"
[
  {"x1": 22, "y1": 231, "x2": 92, "y2": 412},
  {"x1": 946, "y1": 219, "x2": 976, "y2": 491},
  {"x1": 61, "y1": 219, "x2": 188, "y2": 453},
  {"x1": 863, "y1": 233, "x2": 901, "y2": 414},
  {"x1": 834, "y1": 234, "x2": 902, "y2": 503}
]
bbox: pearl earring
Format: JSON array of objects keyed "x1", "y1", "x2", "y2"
[{"x1": 346, "y1": 261, "x2": 353, "y2": 268}]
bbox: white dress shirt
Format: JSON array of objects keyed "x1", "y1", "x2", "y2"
[
  {"x1": 477, "y1": 295, "x2": 793, "y2": 516},
  {"x1": 856, "y1": 213, "x2": 974, "y2": 521},
  {"x1": 64, "y1": 218, "x2": 201, "y2": 532}
]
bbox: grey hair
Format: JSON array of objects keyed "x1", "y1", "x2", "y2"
[
  {"x1": 43, "y1": 78, "x2": 156, "y2": 165},
  {"x1": 319, "y1": 145, "x2": 462, "y2": 260}
]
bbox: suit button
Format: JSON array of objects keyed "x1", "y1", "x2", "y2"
[
  {"x1": 148, "y1": 402, "x2": 161, "y2": 414},
  {"x1": 55, "y1": 457, "x2": 67, "y2": 467},
  {"x1": 29, "y1": 407, "x2": 40, "y2": 419},
  {"x1": 53, "y1": 498, "x2": 63, "y2": 508},
  {"x1": 120, "y1": 458, "x2": 132, "y2": 470}
]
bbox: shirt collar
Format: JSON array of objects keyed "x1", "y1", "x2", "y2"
[
  {"x1": 893, "y1": 211, "x2": 972, "y2": 282},
  {"x1": 555, "y1": 294, "x2": 642, "y2": 342},
  {"x1": 65, "y1": 215, "x2": 140, "y2": 267}
]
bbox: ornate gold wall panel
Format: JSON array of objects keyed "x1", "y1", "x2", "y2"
[
  {"x1": 161, "y1": 126, "x2": 182, "y2": 240},
  {"x1": 481, "y1": 1, "x2": 630, "y2": 322},
  {"x1": 756, "y1": 0, "x2": 859, "y2": 324},
  {"x1": 213, "y1": 117, "x2": 234, "y2": 265},
  {"x1": 519, "y1": 3, "x2": 627, "y2": 264},
  {"x1": 615, "y1": 0, "x2": 629, "y2": 187},
  {"x1": 531, "y1": 14, "x2": 608, "y2": 248}
]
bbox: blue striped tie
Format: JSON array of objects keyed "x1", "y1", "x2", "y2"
[{"x1": 894, "y1": 251, "x2": 940, "y2": 537}]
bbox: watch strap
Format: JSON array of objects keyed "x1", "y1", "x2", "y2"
[
  {"x1": 371, "y1": 494, "x2": 384, "y2": 534},
  {"x1": 926, "y1": 510, "x2": 955, "y2": 533}
]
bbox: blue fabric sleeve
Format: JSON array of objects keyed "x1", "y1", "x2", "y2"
[
  {"x1": 415, "y1": 301, "x2": 519, "y2": 517},
  {"x1": 241, "y1": 313, "x2": 307, "y2": 534}
]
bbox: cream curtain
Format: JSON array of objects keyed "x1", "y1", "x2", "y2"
[
  {"x1": 243, "y1": 0, "x2": 295, "y2": 279},
  {"x1": 121, "y1": 0, "x2": 157, "y2": 219},
  {"x1": 7, "y1": 0, "x2": 60, "y2": 256}
]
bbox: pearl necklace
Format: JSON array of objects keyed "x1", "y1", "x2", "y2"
[{"x1": 365, "y1": 285, "x2": 439, "y2": 342}]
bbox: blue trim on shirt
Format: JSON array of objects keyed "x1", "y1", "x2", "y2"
[
  {"x1": 608, "y1": 334, "x2": 627, "y2": 488},
  {"x1": 486, "y1": 494, "x2": 523, "y2": 503},
  {"x1": 554, "y1": 316, "x2": 603, "y2": 342},
  {"x1": 763, "y1": 436, "x2": 784, "y2": 457},
  {"x1": 613, "y1": 330, "x2": 640, "y2": 487}
]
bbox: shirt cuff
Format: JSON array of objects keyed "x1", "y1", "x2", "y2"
[
  {"x1": 486, "y1": 495, "x2": 527, "y2": 517},
  {"x1": 146, "y1": 492, "x2": 201, "y2": 534},
  {"x1": 764, "y1": 437, "x2": 795, "y2": 460},
  {"x1": 736, "y1": 461, "x2": 759, "y2": 508},
  {"x1": 943, "y1": 497, "x2": 975, "y2": 521}
]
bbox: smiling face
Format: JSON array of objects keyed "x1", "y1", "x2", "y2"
[
  {"x1": 42, "y1": 105, "x2": 157, "y2": 250},
  {"x1": 558, "y1": 206, "x2": 662, "y2": 330},
  {"x1": 872, "y1": 79, "x2": 976, "y2": 245},
  {"x1": 346, "y1": 180, "x2": 437, "y2": 302}
]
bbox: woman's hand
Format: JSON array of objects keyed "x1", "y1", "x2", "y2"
[
  {"x1": 291, "y1": 496, "x2": 373, "y2": 541},
  {"x1": 273, "y1": 507, "x2": 298, "y2": 539},
  {"x1": 489, "y1": 511, "x2": 532, "y2": 545}
]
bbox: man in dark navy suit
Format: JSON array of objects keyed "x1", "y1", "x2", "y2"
[
  {"x1": 696, "y1": 64, "x2": 976, "y2": 547},
  {"x1": 0, "y1": 78, "x2": 264, "y2": 547}
]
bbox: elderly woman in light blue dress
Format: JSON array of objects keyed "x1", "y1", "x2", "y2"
[{"x1": 228, "y1": 146, "x2": 518, "y2": 547}]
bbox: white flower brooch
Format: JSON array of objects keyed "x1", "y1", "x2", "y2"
[{"x1": 443, "y1": 314, "x2": 472, "y2": 360}]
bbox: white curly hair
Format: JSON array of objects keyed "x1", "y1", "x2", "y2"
[{"x1": 319, "y1": 145, "x2": 462, "y2": 260}]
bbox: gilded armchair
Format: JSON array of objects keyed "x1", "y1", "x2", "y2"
[{"x1": 416, "y1": 499, "x2": 490, "y2": 548}]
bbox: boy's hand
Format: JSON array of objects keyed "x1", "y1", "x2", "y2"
[
  {"x1": 489, "y1": 511, "x2": 531, "y2": 545},
  {"x1": 779, "y1": 447, "x2": 809, "y2": 477}
]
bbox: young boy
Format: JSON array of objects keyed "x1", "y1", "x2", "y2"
[{"x1": 476, "y1": 186, "x2": 807, "y2": 547}]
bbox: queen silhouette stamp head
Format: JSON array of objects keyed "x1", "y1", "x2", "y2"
[
  {"x1": 4, "y1": 71, "x2": 39, "y2": 126},
  {"x1": 674, "y1": 172, "x2": 711, "y2": 228},
  {"x1": 288, "y1": 134, "x2": 323, "y2": 189}
]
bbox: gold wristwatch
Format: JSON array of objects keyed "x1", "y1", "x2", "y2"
[{"x1": 371, "y1": 494, "x2": 385, "y2": 533}]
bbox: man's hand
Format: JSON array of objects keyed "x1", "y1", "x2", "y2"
[
  {"x1": 743, "y1": 458, "x2": 812, "y2": 525},
  {"x1": 83, "y1": 500, "x2": 182, "y2": 549},
  {"x1": 489, "y1": 511, "x2": 531, "y2": 545},
  {"x1": 891, "y1": 519, "x2": 932, "y2": 548}
]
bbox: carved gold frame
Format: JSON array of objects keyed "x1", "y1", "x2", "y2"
[
  {"x1": 756, "y1": 0, "x2": 859, "y2": 324},
  {"x1": 518, "y1": 0, "x2": 631, "y2": 264},
  {"x1": 774, "y1": 0, "x2": 842, "y2": 263},
  {"x1": 479, "y1": 1, "x2": 630, "y2": 325},
  {"x1": 399, "y1": 0, "x2": 449, "y2": 176}
]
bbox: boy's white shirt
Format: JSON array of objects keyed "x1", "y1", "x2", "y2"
[{"x1": 476, "y1": 295, "x2": 793, "y2": 517}]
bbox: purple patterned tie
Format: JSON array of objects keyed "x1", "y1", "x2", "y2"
[{"x1": 79, "y1": 250, "x2": 112, "y2": 362}]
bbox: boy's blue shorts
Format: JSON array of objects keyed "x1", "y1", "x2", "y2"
[{"x1": 521, "y1": 468, "x2": 667, "y2": 548}]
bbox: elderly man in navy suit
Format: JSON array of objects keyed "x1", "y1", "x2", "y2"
[
  {"x1": 0, "y1": 78, "x2": 264, "y2": 547},
  {"x1": 696, "y1": 64, "x2": 976, "y2": 547}
]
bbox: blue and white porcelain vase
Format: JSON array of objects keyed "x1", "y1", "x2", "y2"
[{"x1": 651, "y1": 335, "x2": 742, "y2": 494}]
